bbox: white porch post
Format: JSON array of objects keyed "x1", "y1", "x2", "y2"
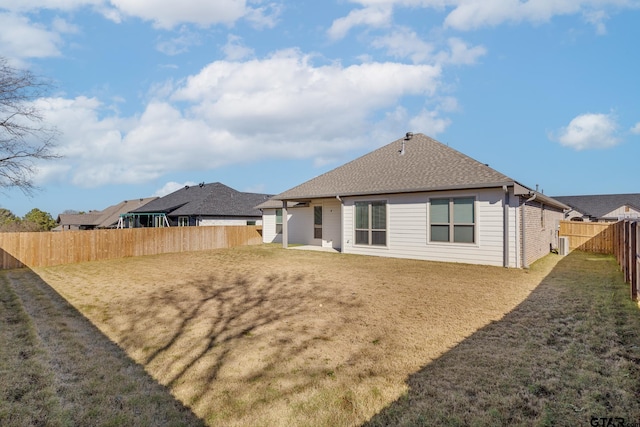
[{"x1": 282, "y1": 200, "x2": 288, "y2": 249}]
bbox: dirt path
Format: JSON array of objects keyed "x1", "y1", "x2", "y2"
[{"x1": 4, "y1": 269, "x2": 205, "y2": 427}]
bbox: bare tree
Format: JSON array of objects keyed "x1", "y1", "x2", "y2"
[{"x1": 0, "y1": 57, "x2": 60, "y2": 194}]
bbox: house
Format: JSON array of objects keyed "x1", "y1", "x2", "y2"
[
  {"x1": 553, "y1": 193, "x2": 640, "y2": 222},
  {"x1": 258, "y1": 133, "x2": 569, "y2": 268},
  {"x1": 55, "y1": 197, "x2": 158, "y2": 230},
  {"x1": 126, "y1": 182, "x2": 272, "y2": 227}
]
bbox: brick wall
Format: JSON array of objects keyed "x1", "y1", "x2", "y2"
[{"x1": 521, "y1": 198, "x2": 564, "y2": 267}]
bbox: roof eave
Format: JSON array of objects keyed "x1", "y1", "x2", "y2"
[{"x1": 276, "y1": 181, "x2": 519, "y2": 202}]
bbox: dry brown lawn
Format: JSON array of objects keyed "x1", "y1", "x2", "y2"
[{"x1": 32, "y1": 244, "x2": 559, "y2": 426}]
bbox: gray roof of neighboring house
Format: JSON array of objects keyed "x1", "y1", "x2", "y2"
[
  {"x1": 57, "y1": 197, "x2": 158, "y2": 228},
  {"x1": 132, "y1": 182, "x2": 273, "y2": 217},
  {"x1": 57, "y1": 212, "x2": 103, "y2": 227},
  {"x1": 273, "y1": 133, "x2": 553, "y2": 201},
  {"x1": 553, "y1": 193, "x2": 640, "y2": 219},
  {"x1": 96, "y1": 198, "x2": 159, "y2": 227}
]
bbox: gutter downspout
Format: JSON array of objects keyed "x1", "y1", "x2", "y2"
[
  {"x1": 522, "y1": 193, "x2": 537, "y2": 269},
  {"x1": 282, "y1": 200, "x2": 288, "y2": 249},
  {"x1": 503, "y1": 185, "x2": 509, "y2": 268},
  {"x1": 336, "y1": 195, "x2": 343, "y2": 251}
]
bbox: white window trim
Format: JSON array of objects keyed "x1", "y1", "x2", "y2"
[
  {"x1": 275, "y1": 209, "x2": 283, "y2": 235},
  {"x1": 313, "y1": 205, "x2": 323, "y2": 240},
  {"x1": 354, "y1": 200, "x2": 388, "y2": 247},
  {"x1": 427, "y1": 196, "x2": 478, "y2": 245}
]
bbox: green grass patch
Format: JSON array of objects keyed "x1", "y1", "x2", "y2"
[
  {"x1": 365, "y1": 251, "x2": 640, "y2": 426},
  {"x1": 0, "y1": 274, "x2": 67, "y2": 426}
]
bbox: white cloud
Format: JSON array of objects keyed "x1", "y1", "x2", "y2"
[
  {"x1": 332, "y1": 0, "x2": 634, "y2": 34},
  {"x1": 371, "y1": 27, "x2": 435, "y2": 63},
  {"x1": 0, "y1": 0, "x2": 103, "y2": 12},
  {"x1": 583, "y1": 9, "x2": 609, "y2": 35},
  {"x1": 243, "y1": 1, "x2": 282, "y2": 29},
  {"x1": 0, "y1": 13, "x2": 63, "y2": 60},
  {"x1": 109, "y1": 0, "x2": 248, "y2": 29},
  {"x1": 327, "y1": 5, "x2": 393, "y2": 40},
  {"x1": 34, "y1": 50, "x2": 445, "y2": 187},
  {"x1": 155, "y1": 27, "x2": 201, "y2": 56},
  {"x1": 553, "y1": 113, "x2": 620, "y2": 150},
  {"x1": 409, "y1": 108, "x2": 451, "y2": 136},
  {"x1": 222, "y1": 35, "x2": 255, "y2": 61},
  {"x1": 0, "y1": 0, "x2": 280, "y2": 29},
  {"x1": 51, "y1": 17, "x2": 80, "y2": 34},
  {"x1": 172, "y1": 49, "x2": 441, "y2": 136},
  {"x1": 437, "y1": 37, "x2": 486, "y2": 65},
  {"x1": 153, "y1": 181, "x2": 197, "y2": 197},
  {"x1": 631, "y1": 122, "x2": 640, "y2": 135},
  {"x1": 372, "y1": 30, "x2": 486, "y2": 68}
]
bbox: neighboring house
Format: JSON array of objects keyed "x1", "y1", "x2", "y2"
[
  {"x1": 258, "y1": 133, "x2": 569, "y2": 268},
  {"x1": 55, "y1": 197, "x2": 158, "y2": 231},
  {"x1": 127, "y1": 182, "x2": 272, "y2": 228},
  {"x1": 553, "y1": 193, "x2": 640, "y2": 222}
]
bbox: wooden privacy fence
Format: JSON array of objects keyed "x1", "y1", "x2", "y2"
[
  {"x1": 559, "y1": 220, "x2": 639, "y2": 301},
  {"x1": 612, "y1": 220, "x2": 639, "y2": 302},
  {"x1": 559, "y1": 220, "x2": 615, "y2": 253},
  {"x1": 0, "y1": 226, "x2": 262, "y2": 269}
]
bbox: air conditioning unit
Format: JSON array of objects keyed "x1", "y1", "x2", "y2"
[{"x1": 558, "y1": 237, "x2": 569, "y2": 256}]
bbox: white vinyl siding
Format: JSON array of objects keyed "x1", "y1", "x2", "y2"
[
  {"x1": 342, "y1": 189, "x2": 518, "y2": 267},
  {"x1": 262, "y1": 199, "x2": 341, "y2": 249},
  {"x1": 197, "y1": 217, "x2": 260, "y2": 226}
]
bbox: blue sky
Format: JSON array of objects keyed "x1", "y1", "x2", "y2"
[{"x1": 1, "y1": 0, "x2": 639, "y2": 217}]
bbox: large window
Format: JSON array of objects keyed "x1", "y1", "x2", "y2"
[
  {"x1": 430, "y1": 197, "x2": 475, "y2": 243},
  {"x1": 276, "y1": 209, "x2": 283, "y2": 234},
  {"x1": 178, "y1": 216, "x2": 189, "y2": 227},
  {"x1": 355, "y1": 201, "x2": 387, "y2": 246},
  {"x1": 314, "y1": 206, "x2": 322, "y2": 239}
]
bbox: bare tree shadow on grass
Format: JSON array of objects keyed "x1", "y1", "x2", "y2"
[
  {"x1": 4, "y1": 269, "x2": 206, "y2": 427},
  {"x1": 364, "y1": 251, "x2": 640, "y2": 426},
  {"x1": 112, "y1": 270, "x2": 362, "y2": 424}
]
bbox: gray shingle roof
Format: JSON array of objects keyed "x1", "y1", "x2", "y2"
[
  {"x1": 132, "y1": 182, "x2": 273, "y2": 217},
  {"x1": 57, "y1": 197, "x2": 158, "y2": 228},
  {"x1": 553, "y1": 193, "x2": 640, "y2": 219},
  {"x1": 275, "y1": 133, "x2": 516, "y2": 200}
]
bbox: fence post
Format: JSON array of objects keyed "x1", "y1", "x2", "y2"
[
  {"x1": 623, "y1": 221, "x2": 630, "y2": 282},
  {"x1": 631, "y1": 221, "x2": 638, "y2": 301}
]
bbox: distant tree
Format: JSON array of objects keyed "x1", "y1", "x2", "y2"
[
  {"x1": 0, "y1": 57, "x2": 60, "y2": 194},
  {"x1": 0, "y1": 208, "x2": 32, "y2": 232},
  {"x1": 61, "y1": 209, "x2": 79, "y2": 215},
  {"x1": 23, "y1": 208, "x2": 56, "y2": 231},
  {"x1": 0, "y1": 207, "x2": 18, "y2": 226}
]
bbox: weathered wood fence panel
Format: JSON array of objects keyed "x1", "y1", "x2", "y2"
[
  {"x1": 559, "y1": 221, "x2": 615, "y2": 253},
  {"x1": 610, "y1": 220, "x2": 639, "y2": 302},
  {"x1": 0, "y1": 226, "x2": 262, "y2": 269}
]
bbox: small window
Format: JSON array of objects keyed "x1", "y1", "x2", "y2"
[
  {"x1": 314, "y1": 206, "x2": 322, "y2": 239},
  {"x1": 276, "y1": 209, "x2": 283, "y2": 234},
  {"x1": 178, "y1": 216, "x2": 189, "y2": 227},
  {"x1": 355, "y1": 201, "x2": 386, "y2": 246},
  {"x1": 429, "y1": 197, "x2": 475, "y2": 243},
  {"x1": 247, "y1": 220, "x2": 256, "y2": 226}
]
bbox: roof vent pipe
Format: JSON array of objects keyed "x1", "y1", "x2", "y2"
[{"x1": 400, "y1": 132, "x2": 413, "y2": 155}]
